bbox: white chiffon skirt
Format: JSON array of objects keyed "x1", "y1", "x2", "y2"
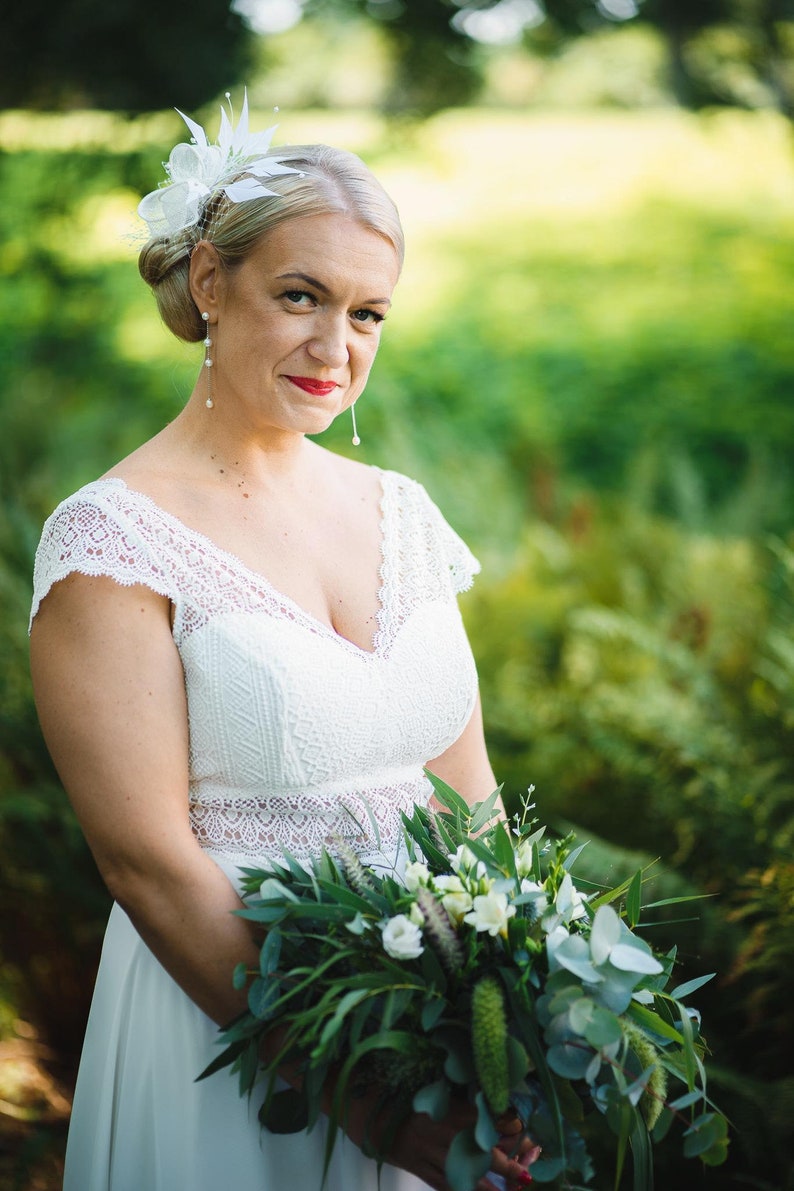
[{"x1": 64, "y1": 890, "x2": 431, "y2": 1190}]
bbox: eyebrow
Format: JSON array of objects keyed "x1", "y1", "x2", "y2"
[{"x1": 276, "y1": 272, "x2": 392, "y2": 307}]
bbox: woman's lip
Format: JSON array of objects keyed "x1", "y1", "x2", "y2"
[{"x1": 285, "y1": 376, "x2": 339, "y2": 396}]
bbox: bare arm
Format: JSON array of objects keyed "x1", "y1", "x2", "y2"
[
  {"x1": 31, "y1": 579, "x2": 529, "y2": 1187},
  {"x1": 29, "y1": 572, "x2": 257, "y2": 1026},
  {"x1": 426, "y1": 691, "x2": 502, "y2": 814}
]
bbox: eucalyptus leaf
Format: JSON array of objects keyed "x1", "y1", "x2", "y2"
[
  {"x1": 474, "y1": 1090, "x2": 499, "y2": 1151},
  {"x1": 413, "y1": 1078, "x2": 450, "y2": 1121},
  {"x1": 683, "y1": 1113, "x2": 725, "y2": 1158},
  {"x1": 247, "y1": 976, "x2": 280, "y2": 1020},
  {"x1": 584, "y1": 1006, "x2": 622, "y2": 1049},
  {"x1": 436, "y1": 1025, "x2": 476, "y2": 1084},
  {"x1": 259, "y1": 929, "x2": 282, "y2": 978},
  {"x1": 547, "y1": 1041, "x2": 594, "y2": 1080},
  {"x1": 445, "y1": 1127, "x2": 492, "y2": 1191}
]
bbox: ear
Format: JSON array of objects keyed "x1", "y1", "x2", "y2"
[{"x1": 189, "y1": 241, "x2": 223, "y2": 321}]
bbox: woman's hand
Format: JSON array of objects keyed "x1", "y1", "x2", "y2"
[
  {"x1": 344, "y1": 1097, "x2": 539, "y2": 1191},
  {"x1": 492, "y1": 1109, "x2": 542, "y2": 1184}
]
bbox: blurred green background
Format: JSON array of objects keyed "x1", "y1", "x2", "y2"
[{"x1": 1, "y1": 2, "x2": 793, "y2": 1189}]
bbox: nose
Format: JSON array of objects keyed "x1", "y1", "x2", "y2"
[{"x1": 307, "y1": 313, "x2": 349, "y2": 369}]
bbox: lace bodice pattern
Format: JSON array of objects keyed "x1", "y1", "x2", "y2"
[{"x1": 30, "y1": 469, "x2": 480, "y2": 866}]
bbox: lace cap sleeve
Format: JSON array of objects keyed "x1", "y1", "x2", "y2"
[
  {"x1": 29, "y1": 482, "x2": 176, "y2": 632},
  {"x1": 398, "y1": 473, "x2": 481, "y2": 595}
]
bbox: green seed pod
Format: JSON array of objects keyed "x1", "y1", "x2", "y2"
[
  {"x1": 624, "y1": 1021, "x2": 668, "y2": 1130},
  {"x1": 472, "y1": 976, "x2": 510, "y2": 1116}
]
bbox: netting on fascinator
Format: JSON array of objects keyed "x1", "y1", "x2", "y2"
[{"x1": 138, "y1": 89, "x2": 300, "y2": 240}]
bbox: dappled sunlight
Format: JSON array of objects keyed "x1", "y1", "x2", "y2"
[
  {"x1": 2, "y1": 99, "x2": 793, "y2": 1190},
  {"x1": 43, "y1": 192, "x2": 142, "y2": 265},
  {"x1": 0, "y1": 109, "x2": 176, "y2": 152}
]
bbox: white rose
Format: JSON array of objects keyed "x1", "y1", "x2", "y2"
[
  {"x1": 381, "y1": 914, "x2": 424, "y2": 960},
  {"x1": 464, "y1": 890, "x2": 516, "y2": 937},
  {"x1": 404, "y1": 860, "x2": 431, "y2": 892}
]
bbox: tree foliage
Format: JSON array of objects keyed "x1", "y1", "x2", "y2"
[
  {"x1": 2, "y1": 0, "x2": 791, "y2": 116},
  {"x1": 0, "y1": 109, "x2": 792, "y2": 1188},
  {"x1": 0, "y1": 0, "x2": 254, "y2": 112},
  {"x1": 302, "y1": 0, "x2": 794, "y2": 115}
]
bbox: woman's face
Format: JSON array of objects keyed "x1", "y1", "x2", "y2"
[{"x1": 200, "y1": 212, "x2": 401, "y2": 438}]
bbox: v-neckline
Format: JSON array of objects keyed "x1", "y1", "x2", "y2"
[{"x1": 100, "y1": 469, "x2": 391, "y2": 658}]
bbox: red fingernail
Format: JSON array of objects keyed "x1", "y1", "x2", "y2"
[{"x1": 517, "y1": 1174, "x2": 533, "y2": 1187}]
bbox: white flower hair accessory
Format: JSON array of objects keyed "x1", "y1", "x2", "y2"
[{"x1": 138, "y1": 90, "x2": 300, "y2": 240}]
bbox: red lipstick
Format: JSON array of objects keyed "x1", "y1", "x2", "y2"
[{"x1": 285, "y1": 376, "x2": 338, "y2": 396}]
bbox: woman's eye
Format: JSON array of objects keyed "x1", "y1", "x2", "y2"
[
  {"x1": 283, "y1": 290, "x2": 313, "y2": 306},
  {"x1": 351, "y1": 308, "x2": 385, "y2": 326}
]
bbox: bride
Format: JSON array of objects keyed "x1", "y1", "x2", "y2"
[{"x1": 29, "y1": 96, "x2": 535, "y2": 1191}]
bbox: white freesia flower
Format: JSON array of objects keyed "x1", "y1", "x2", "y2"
[
  {"x1": 138, "y1": 89, "x2": 300, "y2": 239},
  {"x1": 404, "y1": 860, "x2": 431, "y2": 892},
  {"x1": 541, "y1": 873, "x2": 589, "y2": 933},
  {"x1": 408, "y1": 903, "x2": 425, "y2": 927},
  {"x1": 515, "y1": 839, "x2": 534, "y2": 879},
  {"x1": 519, "y1": 878, "x2": 549, "y2": 919},
  {"x1": 381, "y1": 914, "x2": 424, "y2": 960},
  {"x1": 464, "y1": 889, "x2": 516, "y2": 937},
  {"x1": 450, "y1": 844, "x2": 487, "y2": 881},
  {"x1": 434, "y1": 874, "x2": 474, "y2": 922},
  {"x1": 545, "y1": 923, "x2": 572, "y2": 973}
]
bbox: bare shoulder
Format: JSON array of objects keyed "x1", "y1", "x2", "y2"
[
  {"x1": 101, "y1": 427, "x2": 185, "y2": 497},
  {"x1": 317, "y1": 444, "x2": 383, "y2": 506}
]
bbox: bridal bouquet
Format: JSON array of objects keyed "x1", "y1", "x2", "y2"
[{"x1": 202, "y1": 776, "x2": 728, "y2": 1189}]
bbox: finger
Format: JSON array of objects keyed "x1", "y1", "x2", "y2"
[
  {"x1": 489, "y1": 1147, "x2": 534, "y2": 1183},
  {"x1": 494, "y1": 1108, "x2": 521, "y2": 1133},
  {"x1": 510, "y1": 1137, "x2": 542, "y2": 1171}
]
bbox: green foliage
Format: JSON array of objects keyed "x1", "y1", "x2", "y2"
[
  {"x1": 1, "y1": 0, "x2": 253, "y2": 111},
  {"x1": 0, "y1": 108, "x2": 791, "y2": 1188},
  {"x1": 465, "y1": 514, "x2": 793, "y2": 1185},
  {"x1": 278, "y1": 1, "x2": 794, "y2": 117},
  {"x1": 207, "y1": 792, "x2": 727, "y2": 1188}
]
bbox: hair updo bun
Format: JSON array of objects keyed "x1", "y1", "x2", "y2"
[
  {"x1": 138, "y1": 232, "x2": 206, "y2": 342},
  {"x1": 137, "y1": 143, "x2": 404, "y2": 345}
]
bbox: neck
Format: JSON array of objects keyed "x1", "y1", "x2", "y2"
[{"x1": 164, "y1": 389, "x2": 320, "y2": 489}]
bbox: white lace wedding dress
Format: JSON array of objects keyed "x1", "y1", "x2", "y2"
[{"x1": 30, "y1": 466, "x2": 480, "y2": 1191}]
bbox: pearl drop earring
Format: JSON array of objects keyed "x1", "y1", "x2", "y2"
[
  {"x1": 351, "y1": 402, "x2": 361, "y2": 447},
  {"x1": 202, "y1": 312, "x2": 214, "y2": 409}
]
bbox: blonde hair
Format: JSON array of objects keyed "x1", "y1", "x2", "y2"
[{"x1": 138, "y1": 144, "x2": 404, "y2": 343}]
